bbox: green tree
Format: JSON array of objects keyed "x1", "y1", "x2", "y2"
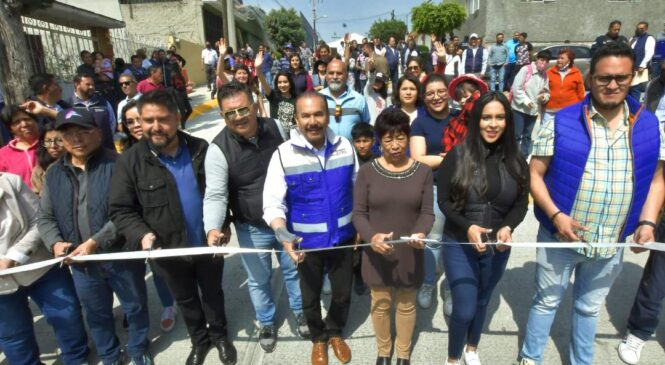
[
  {"x1": 411, "y1": 1, "x2": 466, "y2": 39},
  {"x1": 263, "y1": 8, "x2": 306, "y2": 49},
  {"x1": 368, "y1": 19, "x2": 408, "y2": 43}
]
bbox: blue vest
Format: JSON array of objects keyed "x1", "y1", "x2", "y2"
[
  {"x1": 655, "y1": 33, "x2": 665, "y2": 61},
  {"x1": 45, "y1": 150, "x2": 119, "y2": 249},
  {"x1": 465, "y1": 47, "x2": 484, "y2": 73},
  {"x1": 634, "y1": 34, "x2": 649, "y2": 68},
  {"x1": 534, "y1": 94, "x2": 661, "y2": 241},
  {"x1": 278, "y1": 134, "x2": 356, "y2": 248}
]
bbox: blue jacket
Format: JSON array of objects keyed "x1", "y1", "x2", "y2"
[
  {"x1": 534, "y1": 94, "x2": 661, "y2": 241},
  {"x1": 276, "y1": 129, "x2": 356, "y2": 248}
]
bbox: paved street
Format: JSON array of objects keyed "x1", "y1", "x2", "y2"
[{"x1": 5, "y1": 87, "x2": 665, "y2": 365}]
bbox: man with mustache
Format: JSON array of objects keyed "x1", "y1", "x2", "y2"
[
  {"x1": 109, "y1": 89, "x2": 237, "y2": 365},
  {"x1": 320, "y1": 59, "x2": 370, "y2": 141},
  {"x1": 263, "y1": 92, "x2": 359, "y2": 365}
]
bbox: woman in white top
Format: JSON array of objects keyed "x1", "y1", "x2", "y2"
[
  {"x1": 444, "y1": 43, "x2": 461, "y2": 85},
  {"x1": 391, "y1": 75, "x2": 421, "y2": 124},
  {"x1": 364, "y1": 66, "x2": 391, "y2": 125}
]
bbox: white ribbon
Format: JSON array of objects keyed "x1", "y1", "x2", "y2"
[{"x1": 2, "y1": 238, "x2": 665, "y2": 277}]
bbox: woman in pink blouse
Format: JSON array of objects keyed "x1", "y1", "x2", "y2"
[{"x1": 0, "y1": 106, "x2": 40, "y2": 188}]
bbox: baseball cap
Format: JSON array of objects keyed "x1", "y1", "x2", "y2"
[
  {"x1": 374, "y1": 72, "x2": 387, "y2": 83},
  {"x1": 469, "y1": 33, "x2": 479, "y2": 39},
  {"x1": 56, "y1": 107, "x2": 97, "y2": 130}
]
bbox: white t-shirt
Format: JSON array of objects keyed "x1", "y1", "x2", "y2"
[
  {"x1": 445, "y1": 54, "x2": 461, "y2": 76},
  {"x1": 201, "y1": 48, "x2": 218, "y2": 65}
]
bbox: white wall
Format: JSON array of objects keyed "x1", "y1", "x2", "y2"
[{"x1": 58, "y1": 0, "x2": 123, "y2": 21}]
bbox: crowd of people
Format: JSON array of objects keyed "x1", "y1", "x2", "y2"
[{"x1": 1, "y1": 17, "x2": 665, "y2": 365}]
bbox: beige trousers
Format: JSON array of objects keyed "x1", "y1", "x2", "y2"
[{"x1": 370, "y1": 287, "x2": 418, "y2": 359}]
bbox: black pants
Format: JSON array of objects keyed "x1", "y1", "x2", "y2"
[
  {"x1": 152, "y1": 255, "x2": 228, "y2": 346},
  {"x1": 627, "y1": 249, "x2": 665, "y2": 340},
  {"x1": 298, "y1": 241, "x2": 354, "y2": 342},
  {"x1": 204, "y1": 64, "x2": 216, "y2": 90}
]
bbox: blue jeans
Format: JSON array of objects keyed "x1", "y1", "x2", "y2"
[
  {"x1": 235, "y1": 222, "x2": 303, "y2": 325},
  {"x1": 489, "y1": 65, "x2": 506, "y2": 92},
  {"x1": 650, "y1": 60, "x2": 662, "y2": 80},
  {"x1": 71, "y1": 261, "x2": 150, "y2": 363},
  {"x1": 443, "y1": 237, "x2": 510, "y2": 358},
  {"x1": 513, "y1": 110, "x2": 538, "y2": 158},
  {"x1": 0, "y1": 266, "x2": 88, "y2": 365},
  {"x1": 504, "y1": 63, "x2": 517, "y2": 92},
  {"x1": 148, "y1": 263, "x2": 174, "y2": 307},
  {"x1": 424, "y1": 184, "x2": 445, "y2": 285},
  {"x1": 520, "y1": 226, "x2": 624, "y2": 365}
]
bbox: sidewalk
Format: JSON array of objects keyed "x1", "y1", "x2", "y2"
[{"x1": 4, "y1": 88, "x2": 664, "y2": 365}]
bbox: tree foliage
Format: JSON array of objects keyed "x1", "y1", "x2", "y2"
[
  {"x1": 368, "y1": 19, "x2": 408, "y2": 43},
  {"x1": 411, "y1": 1, "x2": 466, "y2": 38},
  {"x1": 263, "y1": 8, "x2": 306, "y2": 49}
]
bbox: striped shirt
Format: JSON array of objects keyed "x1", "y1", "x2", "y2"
[{"x1": 532, "y1": 101, "x2": 665, "y2": 258}]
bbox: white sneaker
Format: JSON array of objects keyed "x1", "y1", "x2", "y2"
[
  {"x1": 463, "y1": 349, "x2": 481, "y2": 365},
  {"x1": 417, "y1": 283, "x2": 434, "y2": 309},
  {"x1": 443, "y1": 287, "x2": 453, "y2": 317},
  {"x1": 519, "y1": 358, "x2": 536, "y2": 365},
  {"x1": 446, "y1": 359, "x2": 461, "y2": 365},
  {"x1": 160, "y1": 306, "x2": 177, "y2": 332},
  {"x1": 321, "y1": 274, "x2": 332, "y2": 295},
  {"x1": 618, "y1": 332, "x2": 646, "y2": 365}
]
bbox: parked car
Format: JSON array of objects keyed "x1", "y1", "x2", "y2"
[{"x1": 540, "y1": 44, "x2": 591, "y2": 77}]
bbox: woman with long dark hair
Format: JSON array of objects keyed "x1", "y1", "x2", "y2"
[
  {"x1": 30, "y1": 123, "x2": 65, "y2": 196},
  {"x1": 119, "y1": 99, "x2": 142, "y2": 151},
  {"x1": 170, "y1": 60, "x2": 193, "y2": 127},
  {"x1": 312, "y1": 60, "x2": 328, "y2": 91},
  {"x1": 288, "y1": 53, "x2": 313, "y2": 96},
  {"x1": 391, "y1": 75, "x2": 421, "y2": 124},
  {"x1": 256, "y1": 52, "x2": 297, "y2": 139},
  {"x1": 437, "y1": 92, "x2": 529, "y2": 365}
]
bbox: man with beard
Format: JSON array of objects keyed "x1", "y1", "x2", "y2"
[
  {"x1": 20, "y1": 73, "x2": 70, "y2": 128},
  {"x1": 69, "y1": 73, "x2": 116, "y2": 150},
  {"x1": 519, "y1": 42, "x2": 665, "y2": 365},
  {"x1": 591, "y1": 20, "x2": 629, "y2": 56},
  {"x1": 263, "y1": 92, "x2": 358, "y2": 365},
  {"x1": 319, "y1": 59, "x2": 370, "y2": 141},
  {"x1": 109, "y1": 89, "x2": 237, "y2": 365},
  {"x1": 629, "y1": 21, "x2": 656, "y2": 101},
  {"x1": 616, "y1": 60, "x2": 665, "y2": 365}
]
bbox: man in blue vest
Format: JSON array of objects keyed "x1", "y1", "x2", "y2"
[
  {"x1": 651, "y1": 22, "x2": 665, "y2": 80},
  {"x1": 203, "y1": 82, "x2": 308, "y2": 353},
  {"x1": 38, "y1": 108, "x2": 152, "y2": 365},
  {"x1": 461, "y1": 33, "x2": 488, "y2": 78},
  {"x1": 519, "y1": 42, "x2": 665, "y2": 365},
  {"x1": 263, "y1": 91, "x2": 358, "y2": 365},
  {"x1": 385, "y1": 36, "x2": 400, "y2": 89},
  {"x1": 629, "y1": 21, "x2": 656, "y2": 101}
]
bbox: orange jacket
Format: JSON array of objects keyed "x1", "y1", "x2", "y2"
[{"x1": 546, "y1": 65, "x2": 585, "y2": 110}]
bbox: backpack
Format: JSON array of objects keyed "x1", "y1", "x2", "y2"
[{"x1": 508, "y1": 63, "x2": 534, "y2": 103}]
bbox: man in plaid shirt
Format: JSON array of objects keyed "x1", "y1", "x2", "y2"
[{"x1": 519, "y1": 42, "x2": 665, "y2": 365}]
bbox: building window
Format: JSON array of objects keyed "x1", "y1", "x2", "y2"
[{"x1": 466, "y1": 0, "x2": 480, "y2": 14}]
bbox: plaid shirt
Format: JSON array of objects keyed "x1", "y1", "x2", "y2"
[
  {"x1": 442, "y1": 91, "x2": 480, "y2": 153},
  {"x1": 532, "y1": 101, "x2": 665, "y2": 258}
]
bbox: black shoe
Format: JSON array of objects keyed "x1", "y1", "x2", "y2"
[
  {"x1": 354, "y1": 274, "x2": 369, "y2": 295},
  {"x1": 376, "y1": 356, "x2": 391, "y2": 365},
  {"x1": 186, "y1": 344, "x2": 211, "y2": 365},
  {"x1": 396, "y1": 358, "x2": 410, "y2": 365},
  {"x1": 258, "y1": 325, "x2": 277, "y2": 353},
  {"x1": 296, "y1": 313, "x2": 310, "y2": 338},
  {"x1": 215, "y1": 337, "x2": 237, "y2": 365}
]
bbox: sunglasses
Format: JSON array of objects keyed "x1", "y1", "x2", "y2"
[
  {"x1": 407, "y1": 66, "x2": 420, "y2": 71},
  {"x1": 120, "y1": 81, "x2": 134, "y2": 86},
  {"x1": 223, "y1": 106, "x2": 251, "y2": 122},
  {"x1": 334, "y1": 104, "x2": 342, "y2": 121}
]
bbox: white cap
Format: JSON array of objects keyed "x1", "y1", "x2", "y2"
[{"x1": 469, "y1": 33, "x2": 479, "y2": 39}]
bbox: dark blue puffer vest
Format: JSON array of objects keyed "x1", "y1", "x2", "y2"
[{"x1": 534, "y1": 94, "x2": 660, "y2": 241}]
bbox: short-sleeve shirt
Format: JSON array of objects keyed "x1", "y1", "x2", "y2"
[
  {"x1": 201, "y1": 48, "x2": 218, "y2": 65},
  {"x1": 532, "y1": 101, "x2": 665, "y2": 258},
  {"x1": 411, "y1": 110, "x2": 453, "y2": 156},
  {"x1": 515, "y1": 43, "x2": 533, "y2": 66},
  {"x1": 267, "y1": 92, "x2": 296, "y2": 139}
]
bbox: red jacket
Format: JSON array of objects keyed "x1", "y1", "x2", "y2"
[{"x1": 546, "y1": 65, "x2": 585, "y2": 110}]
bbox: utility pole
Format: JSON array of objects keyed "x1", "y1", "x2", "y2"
[
  {"x1": 391, "y1": 10, "x2": 395, "y2": 20},
  {"x1": 312, "y1": 0, "x2": 317, "y2": 47}
]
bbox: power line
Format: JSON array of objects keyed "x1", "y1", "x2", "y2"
[{"x1": 317, "y1": 11, "x2": 410, "y2": 24}]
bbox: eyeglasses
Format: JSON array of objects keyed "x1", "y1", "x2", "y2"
[
  {"x1": 120, "y1": 81, "x2": 134, "y2": 86},
  {"x1": 425, "y1": 89, "x2": 448, "y2": 99},
  {"x1": 222, "y1": 106, "x2": 251, "y2": 122},
  {"x1": 61, "y1": 129, "x2": 95, "y2": 141},
  {"x1": 42, "y1": 138, "x2": 64, "y2": 147},
  {"x1": 124, "y1": 118, "x2": 141, "y2": 127},
  {"x1": 592, "y1": 73, "x2": 633, "y2": 86}
]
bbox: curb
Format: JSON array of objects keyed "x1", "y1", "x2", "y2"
[{"x1": 188, "y1": 99, "x2": 218, "y2": 121}]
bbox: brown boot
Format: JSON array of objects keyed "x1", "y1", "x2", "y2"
[
  {"x1": 328, "y1": 336, "x2": 351, "y2": 364},
  {"x1": 311, "y1": 341, "x2": 328, "y2": 365}
]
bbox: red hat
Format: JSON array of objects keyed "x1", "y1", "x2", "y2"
[{"x1": 448, "y1": 74, "x2": 489, "y2": 101}]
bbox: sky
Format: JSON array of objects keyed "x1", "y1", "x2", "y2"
[{"x1": 243, "y1": 0, "x2": 419, "y2": 43}]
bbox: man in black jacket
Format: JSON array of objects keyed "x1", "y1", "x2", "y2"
[
  {"x1": 591, "y1": 20, "x2": 629, "y2": 56},
  {"x1": 109, "y1": 89, "x2": 237, "y2": 365},
  {"x1": 38, "y1": 107, "x2": 151, "y2": 365}
]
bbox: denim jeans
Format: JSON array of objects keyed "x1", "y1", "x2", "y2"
[
  {"x1": 520, "y1": 226, "x2": 624, "y2": 365},
  {"x1": 650, "y1": 60, "x2": 662, "y2": 80},
  {"x1": 235, "y1": 222, "x2": 303, "y2": 326},
  {"x1": 542, "y1": 111, "x2": 556, "y2": 124},
  {"x1": 442, "y1": 237, "x2": 510, "y2": 358},
  {"x1": 513, "y1": 110, "x2": 538, "y2": 158},
  {"x1": 489, "y1": 65, "x2": 506, "y2": 92},
  {"x1": 424, "y1": 184, "x2": 445, "y2": 285},
  {"x1": 504, "y1": 63, "x2": 517, "y2": 92},
  {"x1": 0, "y1": 266, "x2": 88, "y2": 365},
  {"x1": 71, "y1": 261, "x2": 150, "y2": 363},
  {"x1": 148, "y1": 263, "x2": 174, "y2": 308},
  {"x1": 627, "y1": 250, "x2": 665, "y2": 340}
]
